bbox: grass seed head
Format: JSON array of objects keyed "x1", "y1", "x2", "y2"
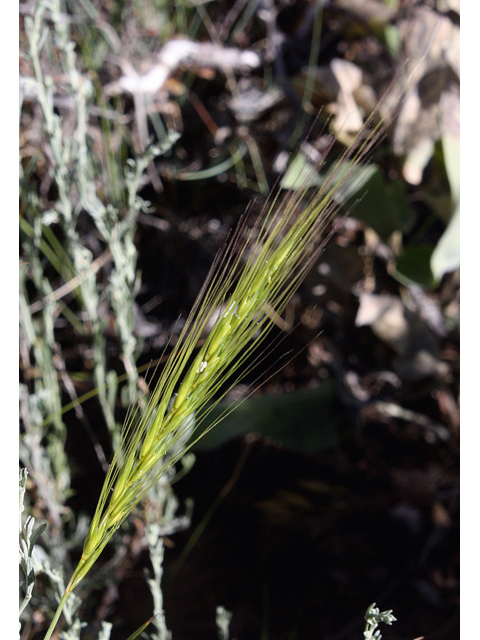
[{"x1": 62, "y1": 64, "x2": 422, "y2": 604}]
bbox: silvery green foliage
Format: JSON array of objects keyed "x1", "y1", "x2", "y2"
[
  {"x1": 20, "y1": 264, "x2": 71, "y2": 531},
  {"x1": 36, "y1": 558, "x2": 82, "y2": 625},
  {"x1": 59, "y1": 618, "x2": 112, "y2": 640},
  {"x1": 145, "y1": 534, "x2": 171, "y2": 640},
  {"x1": 19, "y1": 469, "x2": 28, "y2": 531},
  {"x1": 57, "y1": 615, "x2": 111, "y2": 640},
  {"x1": 19, "y1": 468, "x2": 84, "y2": 639},
  {"x1": 19, "y1": 469, "x2": 47, "y2": 622},
  {"x1": 216, "y1": 606, "x2": 233, "y2": 640},
  {"x1": 21, "y1": 0, "x2": 180, "y2": 446},
  {"x1": 59, "y1": 619, "x2": 86, "y2": 640},
  {"x1": 363, "y1": 603, "x2": 397, "y2": 640},
  {"x1": 144, "y1": 459, "x2": 193, "y2": 640},
  {"x1": 97, "y1": 622, "x2": 113, "y2": 640},
  {"x1": 22, "y1": 0, "x2": 116, "y2": 435},
  {"x1": 20, "y1": 4, "x2": 189, "y2": 636}
]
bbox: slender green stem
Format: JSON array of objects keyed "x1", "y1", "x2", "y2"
[{"x1": 42, "y1": 589, "x2": 71, "y2": 640}]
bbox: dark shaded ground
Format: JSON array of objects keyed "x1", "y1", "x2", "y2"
[
  {"x1": 106, "y1": 400, "x2": 458, "y2": 640},
  {"x1": 166, "y1": 428, "x2": 459, "y2": 640}
]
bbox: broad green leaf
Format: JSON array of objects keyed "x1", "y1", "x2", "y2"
[
  {"x1": 29, "y1": 522, "x2": 47, "y2": 551},
  {"x1": 395, "y1": 244, "x2": 435, "y2": 288},
  {"x1": 195, "y1": 380, "x2": 354, "y2": 453},
  {"x1": 340, "y1": 165, "x2": 417, "y2": 242}
]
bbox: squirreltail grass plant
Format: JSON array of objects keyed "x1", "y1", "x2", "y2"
[{"x1": 42, "y1": 35, "x2": 439, "y2": 637}]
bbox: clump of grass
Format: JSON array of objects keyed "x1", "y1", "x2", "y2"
[{"x1": 42, "y1": 94, "x2": 395, "y2": 637}]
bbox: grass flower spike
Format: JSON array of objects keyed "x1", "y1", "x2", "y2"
[{"x1": 43, "y1": 104, "x2": 397, "y2": 639}]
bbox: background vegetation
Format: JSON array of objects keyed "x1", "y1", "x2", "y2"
[{"x1": 19, "y1": 0, "x2": 459, "y2": 638}]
